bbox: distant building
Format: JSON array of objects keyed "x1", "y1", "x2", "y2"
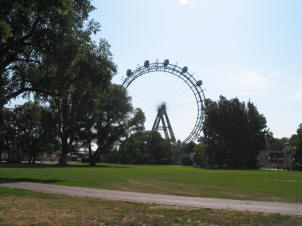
[{"x1": 258, "y1": 151, "x2": 292, "y2": 169}]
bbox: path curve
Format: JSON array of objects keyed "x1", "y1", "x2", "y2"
[{"x1": 1, "y1": 181, "x2": 302, "y2": 216}]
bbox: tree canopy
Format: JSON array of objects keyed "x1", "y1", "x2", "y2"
[
  {"x1": 203, "y1": 96, "x2": 269, "y2": 168},
  {"x1": 0, "y1": 0, "x2": 97, "y2": 105},
  {"x1": 42, "y1": 40, "x2": 116, "y2": 166},
  {"x1": 292, "y1": 124, "x2": 302, "y2": 168},
  {"x1": 13, "y1": 102, "x2": 57, "y2": 164},
  {"x1": 90, "y1": 85, "x2": 145, "y2": 166},
  {"x1": 117, "y1": 131, "x2": 173, "y2": 164}
]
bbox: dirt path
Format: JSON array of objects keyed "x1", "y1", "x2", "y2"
[{"x1": 1, "y1": 181, "x2": 302, "y2": 216}]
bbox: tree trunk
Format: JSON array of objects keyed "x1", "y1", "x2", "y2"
[
  {"x1": 7, "y1": 148, "x2": 11, "y2": 163},
  {"x1": 0, "y1": 140, "x2": 2, "y2": 163},
  {"x1": 90, "y1": 146, "x2": 106, "y2": 166},
  {"x1": 59, "y1": 152, "x2": 67, "y2": 166},
  {"x1": 90, "y1": 148, "x2": 101, "y2": 166},
  {"x1": 29, "y1": 151, "x2": 32, "y2": 164},
  {"x1": 32, "y1": 151, "x2": 36, "y2": 164},
  {"x1": 58, "y1": 97, "x2": 70, "y2": 166},
  {"x1": 58, "y1": 137, "x2": 68, "y2": 166},
  {"x1": 90, "y1": 157, "x2": 97, "y2": 166},
  {"x1": 88, "y1": 141, "x2": 93, "y2": 162},
  {"x1": 0, "y1": 105, "x2": 4, "y2": 162}
]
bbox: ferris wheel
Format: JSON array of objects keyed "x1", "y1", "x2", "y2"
[{"x1": 122, "y1": 59, "x2": 206, "y2": 143}]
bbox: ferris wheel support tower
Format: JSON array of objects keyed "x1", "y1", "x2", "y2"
[{"x1": 152, "y1": 104, "x2": 176, "y2": 143}]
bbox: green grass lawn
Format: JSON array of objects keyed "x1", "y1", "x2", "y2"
[
  {"x1": 1, "y1": 163, "x2": 302, "y2": 203},
  {"x1": 1, "y1": 187, "x2": 302, "y2": 225}
]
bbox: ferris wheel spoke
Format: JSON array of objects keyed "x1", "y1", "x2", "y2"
[{"x1": 122, "y1": 60, "x2": 205, "y2": 142}]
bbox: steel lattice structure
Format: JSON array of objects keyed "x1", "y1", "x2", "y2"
[
  {"x1": 152, "y1": 104, "x2": 176, "y2": 143},
  {"x1": 122, "y1": 60, "x2": 206, "y2": 143}
]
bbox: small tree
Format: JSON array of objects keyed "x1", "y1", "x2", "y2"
[
  {"x1": 13, "y1": 102, "x2": 56, "y2": 164},
  {"x1": 180, "y1": 142, "x2": 196, "y2": 165},
  {"x1": 193, "y1": 143, "x2": 208, "y2": 167},
  {"x1": 1, "y1": 108, "x2": 16, "y2": 162},
  {"x1": 145, "y1": 131, "x2": 173, "y2": 164}
]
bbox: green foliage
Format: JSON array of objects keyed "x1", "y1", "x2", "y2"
[
  {"x1": 118, "y1": 131, "x2": 173, "y2": 164},
  {"x1": 194, "y1": 143, "x2": 209, "y2": 167},
  {"x1": 203, "y1": 96, "x2": 269, "y2": 168},
  {"x1": 43, "y1": 40, "x2": 116, "y2": 166},
  {"x1": 0, "y1": 0, "x2": 72, "y2": 44},
  {"x1": 266, "y1": 138, "x2": 284, "y2": 152},
  {"x1": 0, "y1": 0, "x2": 90, "y2": 105},
  {"x1": 12, "y1": 102, "x2": 57, "y2": 164},
  {"x1": 90, "y1": 85, "x2": 145, "y2": 165},
  {"x1": 292, "y1": 124, "x2": 302, "y2": 169},
  {"x1": 1, "y1": 108, "x2": 16, "y2": 161},
  {"x1": 180, "y1": 142, "x2": 196, "y2": 165},
  {"x1": 181, "y1": 142, "x2": 196, "y2": 154},
  {"x1": 0, "y1": 102, "x2": 58, "y2": 163},
  {"x1": 180, "y1": 153, "x2": 193, "y2": 165}
]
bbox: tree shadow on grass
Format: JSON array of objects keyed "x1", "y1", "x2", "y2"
[
  {"x1": 66, "y1": 164, "x2": 131, "y2": 169},
  {"x1": 0, "y1": 178, "x2": 65, "y2": 184},
  {"x1": 0, "y1": 163, "x2": 131, "y2": 169}
]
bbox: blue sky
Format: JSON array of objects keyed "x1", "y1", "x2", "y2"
[{"x1": 88, "y1": 0, "x2": 302, "y2": 140}]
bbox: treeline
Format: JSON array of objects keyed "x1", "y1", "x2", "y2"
[{"x1": 1, "y1": 85, "x2": 145, "y2": 165}]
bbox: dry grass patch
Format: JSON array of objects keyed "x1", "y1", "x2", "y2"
[{"x1": 0, "y1": 188, "x2": 302, "y2": 225}]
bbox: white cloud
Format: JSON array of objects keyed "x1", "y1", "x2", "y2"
[
  {"x1": 192, "y1": 66, "x2": 279, "y2": 98},
  {"x1": 234, "y1": 70, "x2": 279, "y2": 91},
  {"x1": 179, "y1": 0, "x2": 188, "y2": 5},
  {"x1": 292, "y1": 90, "x2": 302, "y2": 101}
]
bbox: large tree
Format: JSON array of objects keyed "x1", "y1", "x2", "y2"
[
  {"x1": 0, "y1": 0, "x2": 97, "y2": 154},
  {"x1": 44, "y1": 40, "x2": 116, "y2": 166},
  {"x1": 203, "y1": 96, "x2": 269, "y2": 168}
]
